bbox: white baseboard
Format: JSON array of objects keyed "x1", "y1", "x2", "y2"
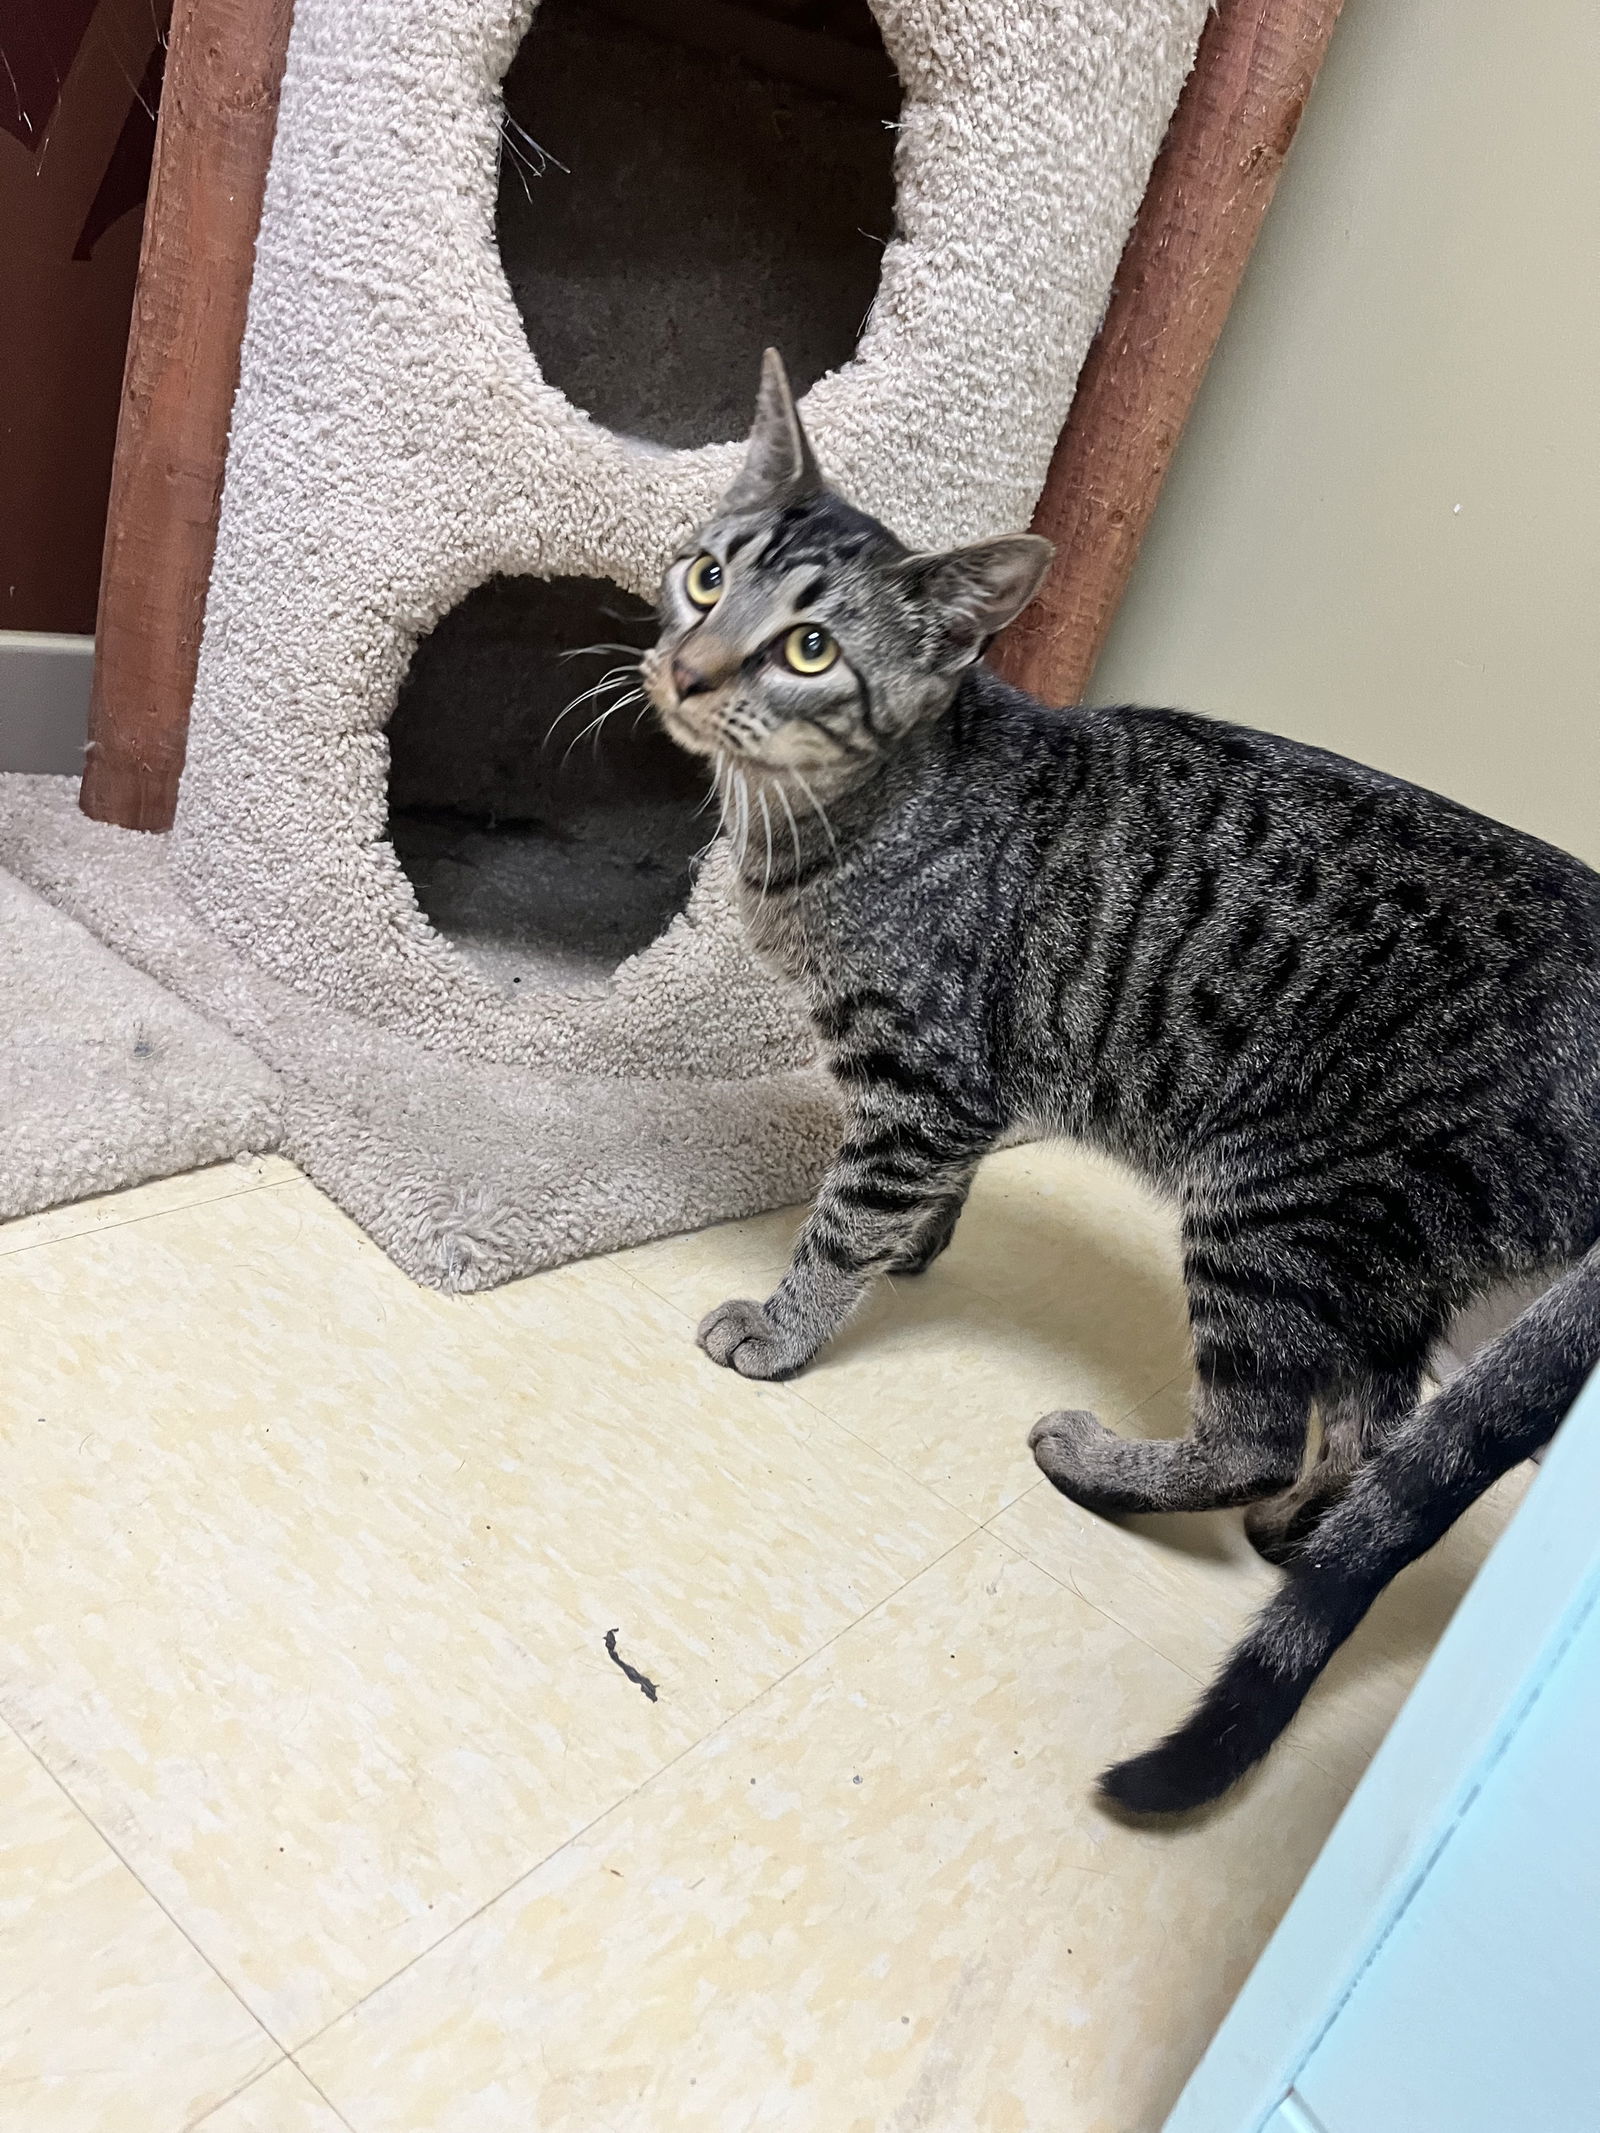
[{"x1": 0, "y1": 633, "x2": 94, "y2": 776}]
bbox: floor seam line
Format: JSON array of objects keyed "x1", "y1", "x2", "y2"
[
  {"x1": 181, "y1": 2060, "x2": 283, "y2": 2131},
  {"x1": 280, "y1": 2057, "x2": 360, "y2": 2131},
  {"x1": 286, "y1": 1525, "x2": 985, "y2": 2061},
  {"x1": 180, "y1": 2053, "x2": 288, "y2": 2131},
  {"x1": 182, "y1": 2051, "x2": 359, "y2": 2133},
  {"x1": 0, "y1": 1168, "x2": 301, "y2": 1263},
  {"x1": 0, "y1": 1705, "x2": 292, "y2": 2059},
  {"x1": 976, "y1": 1515, "x2": 1224, "y2": 1690}
]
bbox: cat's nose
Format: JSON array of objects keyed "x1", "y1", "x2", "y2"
[{"x1": 671, "y1": 655, "x2": 715, "y2": 699}]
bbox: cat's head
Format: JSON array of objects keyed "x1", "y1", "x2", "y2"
[{"x1": 643, "y1": 351, "x2": 1051, "y2": 790}]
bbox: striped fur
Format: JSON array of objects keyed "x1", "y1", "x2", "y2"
[{"x1": 644, "y1": 357, "x2": 1600, "y2": 1806}]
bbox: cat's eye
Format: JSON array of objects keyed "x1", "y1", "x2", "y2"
[
  {"x1": 684, "y1": 554, "x2": 724, "y2": 609},
  {"x1": 782, "y1": 624, "x2": 839, "y2": 676}
]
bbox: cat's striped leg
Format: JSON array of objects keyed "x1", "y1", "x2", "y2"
[
  {"x1": 1032, "y1": 1197, "x2": 1425, "y2": 1515},
  {"x1": 1243, "y1": 1366, "x2": 1424, "y2": 1564},
  {"x1": 885, "y1": 1160, "x2": 979, "y2": 1274},
  {"x1": 1030, "y1": 1370, "x2": 1310, "y2": 1516},
  {"x1": 697, "y1": 1102, "x2": 991, "y2": 1381}
]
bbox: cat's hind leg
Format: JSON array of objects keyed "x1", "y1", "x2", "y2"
[
  {"x1": 1033, "y1": 1189, "x2": 1441, "y2": 1518},
  {"x1": 1244, "y1": 1365, "x2": 1425, "y2": 1565},
  {"x1": 1031, "y1": 1204, "x2": 1354, "y2": 1516},
  {"x1": 1030, "y1": 1372, "x2": 1309, "y2": 1516}
]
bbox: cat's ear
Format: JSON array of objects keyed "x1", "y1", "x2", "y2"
[
  {"x1": 896, "y1": 535, "x2": 1054, "y2": 664},
  {"x1": 721, "y1": 348, "x2": 822, "y2": 512}
]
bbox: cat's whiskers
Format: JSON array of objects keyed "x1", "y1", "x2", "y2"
[
  {"x1": 787, "y1": 766, "x2": 840, "y2": 861},
  {"x1": 548, "y1": 662, "x2": 638, "y2": 711},
  {"x1": 689, "y1": 765, "x2": 731, "y2": 863},
  {"x1": 498, "y1": 114, "x2": 568, "y2": 206},
  {"x1": 727, "y1": 767, "x2": 752, "y2": 871},
  {"x1": 497, "y1": 130, "x2": 533, "y2": 207},
  {"x1": 543, "y1": 665, "x2": 642, "y2": 751},
  {"x1": 772, "y1": 777, "x2": 805, "y2": 880},
  {"x1": 559, "y1": 690, "x2": 644, "y2": 765},
  {"x1": 756, "y1": 785, "x2": 776, "y2": 897},
  {"x1": 502, "y1": 111, "x2": 570, "y2": 177}
]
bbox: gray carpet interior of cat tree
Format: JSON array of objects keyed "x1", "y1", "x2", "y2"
[
  {"x1": 387, "y1": 576, "x2": 715, "y2": 994},
  {"x1": 392, "y1": 806, "x2": 709, "y2": 993},
  {"x1": 498, "y1": 0, "x2": 896, "y2": 450}
]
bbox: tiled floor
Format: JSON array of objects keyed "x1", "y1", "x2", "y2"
[{"x1": 0, "y1": 1144, "x2": 1528, "y2": 2131}]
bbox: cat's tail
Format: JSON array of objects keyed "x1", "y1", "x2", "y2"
[{"x1": 1099, "y1": 1240, "x2": 1600, "y2": 1817}]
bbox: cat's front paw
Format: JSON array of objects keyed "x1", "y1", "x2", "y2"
[{"x1": 696, "y1": 1298, "x2": 811, "y2": 1381}]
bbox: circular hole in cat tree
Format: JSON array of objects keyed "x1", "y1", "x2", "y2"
[
  {"x1": 497, "y1": 0, "x2": 900, "y2": 448},
  {"x1": 386, "y1": 575, "x2": 711, "y2": 994}
]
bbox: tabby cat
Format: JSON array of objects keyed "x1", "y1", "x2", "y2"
[{"x1": 642, "y1": 352, "x2": 1600, "y2": 1812}]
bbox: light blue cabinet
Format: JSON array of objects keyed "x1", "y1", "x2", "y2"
[{"x1": 1165, "y1": 1368, "x2": 1600, "y2": 2133}]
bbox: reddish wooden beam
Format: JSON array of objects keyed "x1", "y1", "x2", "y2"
[
  {"x1": 993, "y1": 0, "x2": 1346, "y2": 705},
  {"x1": 80, "y1": 0, "x2": 295, "y2": 833}
]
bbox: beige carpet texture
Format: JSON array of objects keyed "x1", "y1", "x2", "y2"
[
  {"x1": 9, "y1": 0, "x2": 1210, "y2": 1284},
  {"x1": 0, "y1": 780, "x2": 841, "y2": 1289},
  {"x1": 0, "y1": 863, "x2": 282, "y2": 1224}
]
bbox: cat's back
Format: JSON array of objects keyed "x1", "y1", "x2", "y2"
[
  {"x1": 963, "y1": 683, "x2": 1600, "y2": 1124},
  {"x1": 1028, "y1": 693, "x2": 1600, "y2": 959}
]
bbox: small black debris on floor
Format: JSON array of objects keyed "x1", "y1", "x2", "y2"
[{"x1": 604, "y1": 1628, "x2": 659, "y2": 1702}]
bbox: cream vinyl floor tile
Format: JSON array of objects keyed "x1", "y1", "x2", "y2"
[
  {"x1": 0, "y1": 1719, "x2": 275, "y2": 2130},
  {"x1": 609, "y1": 1203, "x2": 805, "y2": 1317},
  {"x1": 299, "y1": 1534, "x2": 1347, "y2": 2133},
  {"x1": 782, "y1": 1270, "x2": 1189, "y2": 1521},
  {"x1": 935, "y1": 1139, "x2": 1187, "y2": 1315},
  {"x1": 3, "y1": 1142, "x2": 1510, "y2": 2129},
  {"x1": 620, "y1": 1142, "x2": 1192, "y2": 1521},
  {"x1": 0, "y1": 1182, "x2": 970, "y2": 2045}
]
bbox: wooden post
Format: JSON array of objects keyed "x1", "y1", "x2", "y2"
[
  {"x1": 80, "y1": 0, "x2": 295, "y2": 833},
  {"x1": 993, "y1": 0, "x2": 1346, "y2": 706}
]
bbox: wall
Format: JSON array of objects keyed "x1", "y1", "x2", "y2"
[
  {"x1": 1089, "y1": 0, "x2": 1600, "y2": 869},
  {"x1": 0, "y1": 637, "x2": 95, "y2": 774},
  {"x1": 0, "y1": 0, "x2": 167, "y2": 636}
]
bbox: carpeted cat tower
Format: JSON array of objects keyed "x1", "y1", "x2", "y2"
[
  {"x1": 3, "y1": 0, "x2": 1336, "y2": 1286},
  {"x1": 175, "y1": 0, "x2": 1206, "y2": 1059}
]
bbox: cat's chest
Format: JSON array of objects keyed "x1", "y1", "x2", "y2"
[{"x1": 738, "y1": 880, "x2": 876, "y2": 1007}]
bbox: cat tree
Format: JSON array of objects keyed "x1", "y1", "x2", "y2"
[
  {"x1": 52, "y1": 0, "x2": 1343, "y2": 1284},
  {"x1": 118, "y1": 0, "x2": 1214, "y2": 1078}
]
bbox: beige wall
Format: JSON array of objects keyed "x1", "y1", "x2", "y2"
[{"x1": 1089, "y1": 0, "x2": 1600, "y2": 868}]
